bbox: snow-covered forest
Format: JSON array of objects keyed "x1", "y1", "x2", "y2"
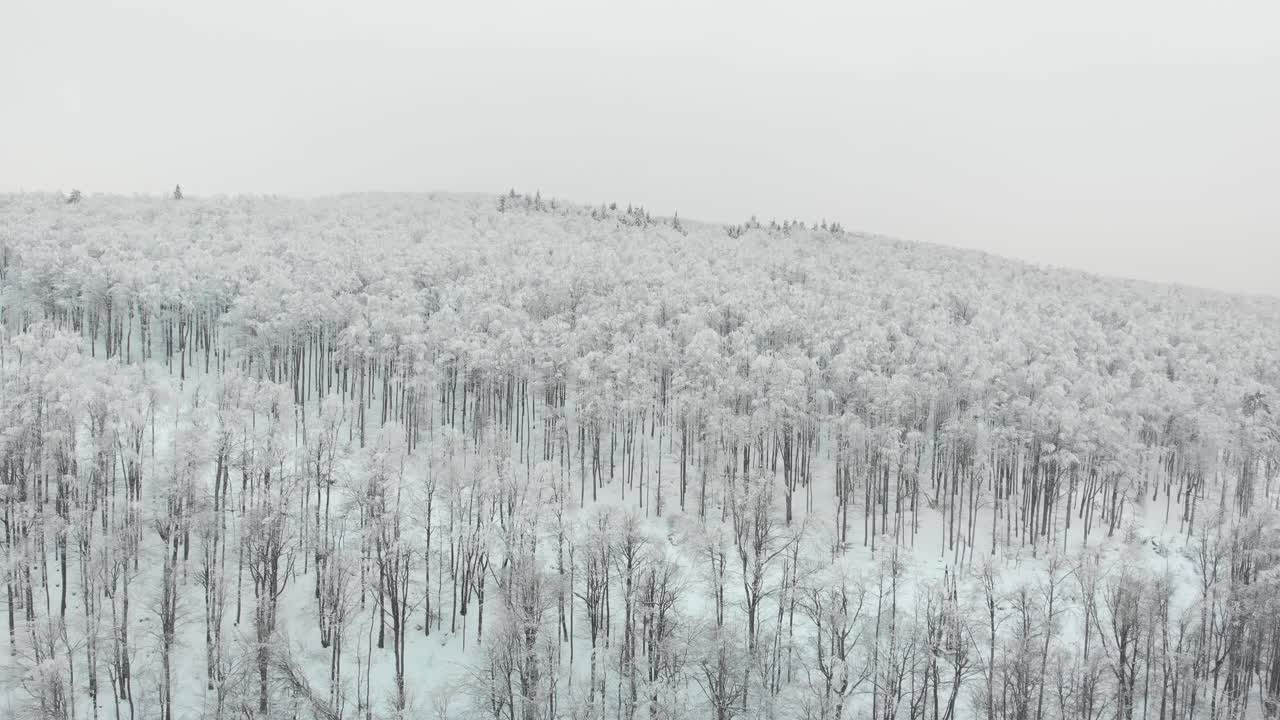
[{"x1": 1, "y1": 191, "x2": 1278, "y2": 720}]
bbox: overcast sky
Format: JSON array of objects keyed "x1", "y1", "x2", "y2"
[{"x1": 2, "y1": 1, "x2": 1277, "y2": 296}]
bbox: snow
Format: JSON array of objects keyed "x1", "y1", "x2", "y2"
[{"x1": 0, "y1": 192, "x2": 1277, "y2": 719}]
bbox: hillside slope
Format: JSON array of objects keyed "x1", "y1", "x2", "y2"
[{"x1": 0, "y1": 191, "x2": 1278, "y2": 720}]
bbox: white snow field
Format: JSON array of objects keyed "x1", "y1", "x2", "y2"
[{"x1": 0, "y1": 191, "x2": 1277, "y2": 720}]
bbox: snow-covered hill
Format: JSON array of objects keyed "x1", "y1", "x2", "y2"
[{"x1": 0, "y1": 191, "x2": 1277, "y2": 720}]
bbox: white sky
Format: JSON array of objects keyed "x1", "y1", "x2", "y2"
[{"x1": 2, "y1": 0, "x2": 1277, "y2": 296}]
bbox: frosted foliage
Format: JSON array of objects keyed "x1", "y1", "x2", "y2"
[{"x1": 0, "y1": 192, "x2": 1278, "y2": 720}]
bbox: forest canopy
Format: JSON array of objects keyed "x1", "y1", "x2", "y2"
[{"x1": 0, "y1": 191, "x2": 1278, "y2": 720}]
